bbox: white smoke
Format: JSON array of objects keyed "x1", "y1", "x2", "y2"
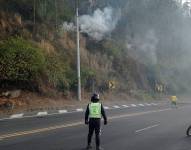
[
  {"x1": 128, "y1": 30, "x2": 159, "y2": 65},
  {"x1": 182, "y1": 0, "x2": 191, "y2": 4},
  {"x1": 62, "y1": 22, "x2": 76, "y2": 32},
  {"x1": 79, "y1": 7, "x2": 121, "y2": 41}
]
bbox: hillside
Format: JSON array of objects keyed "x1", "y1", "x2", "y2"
[{"x1": 0, "y1": 0, "x2": 191, "y2": 104}]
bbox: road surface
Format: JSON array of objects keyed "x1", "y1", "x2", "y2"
[{"x1": 0, "y1": 102, "x2": 191, "y2": 150}]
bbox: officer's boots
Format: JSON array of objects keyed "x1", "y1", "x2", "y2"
[
  {"x1": 86, "y1": 145, "x2": 92, "y2": 150},
  {"x1": 96, "y1": 146, "x2": 104, "y2": 150}
]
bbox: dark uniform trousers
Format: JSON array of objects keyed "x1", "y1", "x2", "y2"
[{"x1": 88, "y1": 118, "x2": 101, "y2": 147}]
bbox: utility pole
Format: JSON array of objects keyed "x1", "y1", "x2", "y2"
[{"x1": 76, "y1": 0, "x2": 81, "y2": 101}]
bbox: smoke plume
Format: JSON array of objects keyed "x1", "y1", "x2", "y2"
[
  {"x1": 62, "y1": 22, "x2": 76, "y2": 31},
  {"x1": 129, "y1": 30, "x2": 159, "y2": 65},
  {"x1": 79, "y1": 7, "x2": 121, "y2": 40}
]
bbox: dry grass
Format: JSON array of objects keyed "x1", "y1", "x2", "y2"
[{"x1": 38, "y1": 39, "x2": 56, "y2": 55}]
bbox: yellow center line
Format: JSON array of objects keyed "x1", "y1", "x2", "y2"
[
  {"x1": 0, "y1": 108, "x2": 171, "y2": 140},
  {"x1": 0, "y1": 122, "x2": 83, "y2": 139}
]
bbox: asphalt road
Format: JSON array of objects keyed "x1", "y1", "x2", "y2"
[{"x1": 0, "y1": 102, "x2": 191, "y2": 150}]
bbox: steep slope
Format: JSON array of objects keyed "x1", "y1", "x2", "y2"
[{"x1": 1, "y1": 0, "x2": 191, "y2": 101}]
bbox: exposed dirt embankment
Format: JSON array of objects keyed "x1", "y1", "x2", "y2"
[{"x1": 0, "y1": 11, "x2": 23, "y2": 38}]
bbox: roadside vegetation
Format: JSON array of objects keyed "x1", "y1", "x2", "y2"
[{"x1": 0, "y1": 0, "x2": 190, "y2": 102}]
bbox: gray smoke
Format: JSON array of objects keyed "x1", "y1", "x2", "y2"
[
  {"x1": 79, "y1": 7, "x2": 121, "y2": 40},
  {"x1": 128, "y1": 30, "x2": 159, "y2": 65}
]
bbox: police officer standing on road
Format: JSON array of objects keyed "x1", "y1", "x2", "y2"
[{"x1": 85, "y1": 93, "x2": 107, "y2": 150}]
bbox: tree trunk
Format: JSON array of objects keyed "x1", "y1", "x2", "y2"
[
  {"x1": 55, "y1": 0, "x2": 58, "y2": 29},
  {"x1": 33, "y1": 0, "x2": 36, "y2": 25}
]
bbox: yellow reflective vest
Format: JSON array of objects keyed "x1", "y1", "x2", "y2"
[
  {"x1": 171, "y1": 96, "x2": 177, "y2": 102},
  {"x1": 89, "y1": 102, "x2": 101, "y2": 118}
]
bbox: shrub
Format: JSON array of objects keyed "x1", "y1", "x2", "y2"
[
  {"x1": 0, "y1": 37, "x2": 45, "y2": 81},
  {"x1": 44, "y1": 54, "x2": 71, "y2": 91},
  {"x1": 81, "y1": 67, "x2": 95, "y2": 90}
]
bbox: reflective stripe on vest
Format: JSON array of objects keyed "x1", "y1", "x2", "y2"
[{"x1": 89, "y1": 102, "x2": 101, "y2": 118}]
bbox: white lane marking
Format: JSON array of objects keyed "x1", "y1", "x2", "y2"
[
  {"x1": 138, "y1": 104, "x2": 144, "y2": 106},
  {"x1": 0, "y1": 110, "x2": 83, "y2": 121},
  {"x1": 131, "y1": 104, "x2": 137, "y2": 107},
  {"x1": 10, "y1": 114, "x2": 23, "y2": 119},
  {"x1": 0, "y1": 109, "x2": 88, "y2": 121},
  {"x1": 122, "y1": 105, "x2": 129, "y2": 108},
  {"x1": 0, "y1": 104, "x2": 177, "y2": 122},
  {"x1": 135, "y1": 124, "x2": 159, "y2": 133},
  {"x1": 151, "y1": 103, "x2": 158, "y2": 106},
  {"x1": 104, "y1": 106, "x2": 109, "y2": 109},
  {"x1": 0, "y1": 117, "x2": 10, "y2": 121},
  {"x1": 37, "y1": 112, "x2": 48, "y2": 116},
  {"x1": 58, "y1": 110, "x2": 68, "y2": 114},
  {"x1": 76, "y1": 108, "x2": 83, "y2": 112},
  {"x1": 113, "y1": 105, "x2": 120, "y2": 108},
  {"x1": 0, "y1": 109, "x2": 169, "y2": 140},
  {"x1": 145, "y1": 103, "x2": 151, "y2": 106}
]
